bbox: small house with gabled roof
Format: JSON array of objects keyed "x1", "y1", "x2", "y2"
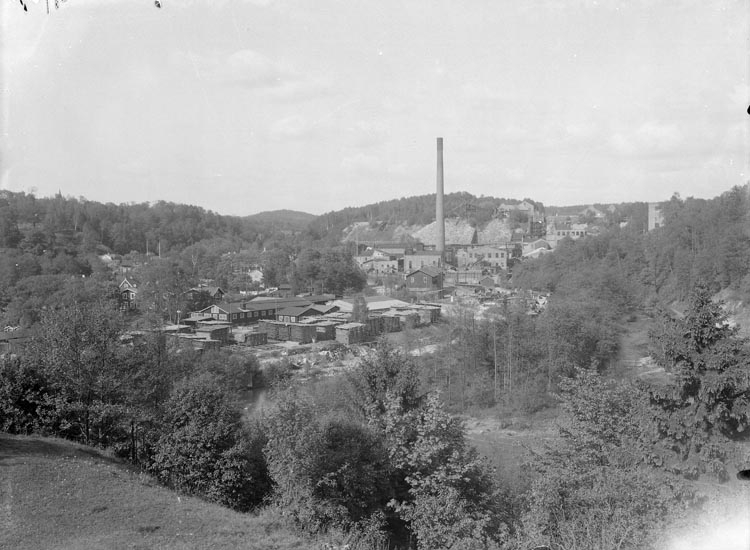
[
  {"x1": 276, "y1": 306, "x2": 322, "y2": 323},
  {"x1": 405, "y1": 266, "x2": 443, "y2": 292},
  {"x1": 119, "y1": 278, "x2": 138, "y2": 310},
  {"x1": 185, "y1": 285, "x2": 226, "y2": 303}
]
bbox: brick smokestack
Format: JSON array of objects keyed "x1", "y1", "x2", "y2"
[{"x1": 436, "y1": 137, "x2": 445, "y2": 257}]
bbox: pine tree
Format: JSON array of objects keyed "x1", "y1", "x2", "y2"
[{"x1": 647, "y1": 283, "x2": 750, "y2": 480}]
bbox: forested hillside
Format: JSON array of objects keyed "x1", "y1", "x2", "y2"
[
  {"x1": 0, "y1": 191, "x2": 365, "y2": 327},
  {"x1": 2, "y1": 185, "x2": 750, "y2": 549},
  {"x1": 307, "y1": 192, "x2": 545, "y2": 243},
  {"x1": 514, "y1": 186, "x2": 750, "y2": 304}
]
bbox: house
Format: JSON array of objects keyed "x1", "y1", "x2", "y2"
[
  {"x1": 185, "y1": 285, "x2": 226, "y2": 303},
  {"x1": 119, "y1": 259, "x2": 137, "y2": 274},
  {"x1": 648, "y1": 203, "x2": 664, "y2": 230},
  {"x1": 551, "y1": 223, "x2": 588, "y2": 241},
  {"x1": 405, "y1": 266, "x2": 443, "y2": 292},
  {"x1": 403, "y1": 250, "x2": 442, "y2": 271},
  {"x1": 276, "y1": 306, "x2": 322, "y2": 323},
  {"x1": 479, "y1": 276, "x2": 496, "y2": 289},
  {"x1": 361, "y1": 258, "x2": 400, "y2": 275},
  {"x1": 311, "y1": 303, "x2": 339, "y2": 315},
  {"x1": 193, "y1": 303, "x2": 253, "y2": 324},
  {"x1": 119, "y1": 278, "x2": 138, "y2": 310},
  {"x1": 354, "y1": 248, "x2": 391, "y2": 268},
  {"x1": 456, "y1": 245, "x2": 509, "y2": 270},
  {"x1": 190, "y1": 296, "x2": 330, "y2": 326}
]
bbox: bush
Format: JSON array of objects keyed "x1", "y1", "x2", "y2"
[
  {"x1": 148, "y1": 375, "x2": 271, "y2": 511},
  {"x1": 0, "y1": 355, "x2": 47, "y2": 434},
  {"x1": 263, "y1": 389, "x2": 392, "y2": 532}
]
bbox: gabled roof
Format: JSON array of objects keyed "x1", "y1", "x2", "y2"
[
  {"x1": 196, "y1": 303, "x2": 246, "y2": 315},
  {"x1": 119, "y1": 277, "x2": 137, "y2": 289},
  {"x1": 311, "y1": 304, "x2": 338, "y2": 314},
  {"x1": 406, "y1": 266, "x2": 442, "y2": 278},
  {"x1": 188, "y1": 285, "x2": 224, "y2": 295},
  {"x1": 277, "y1": 306, "x2": 319, "y2": 317}
]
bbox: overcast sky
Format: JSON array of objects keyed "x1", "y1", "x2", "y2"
[{"x1": 2, "y1": 0, "x2": 748, "y2": 216}]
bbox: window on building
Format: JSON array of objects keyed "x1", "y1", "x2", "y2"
[{"x1": 232, "y1": 313, "x2": 237, "y2": 320}]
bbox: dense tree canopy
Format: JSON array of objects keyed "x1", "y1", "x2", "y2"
[{"x1": 647, "y1": 284, "x2": 750, "y2": 480}]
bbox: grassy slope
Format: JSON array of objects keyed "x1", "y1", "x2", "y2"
[{"x1": 0, "y1": 434, "x2": 323, "y2": 550}]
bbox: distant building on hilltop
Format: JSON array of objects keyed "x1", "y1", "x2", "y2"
[{"x1": 648, "y1": 202, "x2": 664, "y2": 231}]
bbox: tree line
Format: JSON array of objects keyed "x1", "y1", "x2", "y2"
[
  {"x1": 514, "y1": 185, "x2": 750, "y2": 304},
  {"x1": 0, "y1": 190, "x2": 368, "y2": 328}
]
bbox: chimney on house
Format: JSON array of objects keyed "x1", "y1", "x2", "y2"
[{"x1": 436, "y1": 137, "x2": 445, "y2": 259}]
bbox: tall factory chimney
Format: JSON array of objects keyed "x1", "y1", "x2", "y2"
[{"x1": 436, "y1": 137, "x2": 445, "y2": 259}]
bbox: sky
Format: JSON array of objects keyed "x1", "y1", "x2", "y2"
[{"x1": 1, "y1": 0, "x2": 748, "y2": 216}]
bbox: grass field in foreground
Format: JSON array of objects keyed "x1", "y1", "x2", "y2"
[{"x1": 0, "y1": 433, "x2": 327, "y2": 550}]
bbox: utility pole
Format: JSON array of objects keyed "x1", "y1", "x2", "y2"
[
  {"x1": 506, "y1": 320, "x2": 512, "y2": 393},
  {"x1": 493, "y1": 320, "x2": 498, "y2": 402}
]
